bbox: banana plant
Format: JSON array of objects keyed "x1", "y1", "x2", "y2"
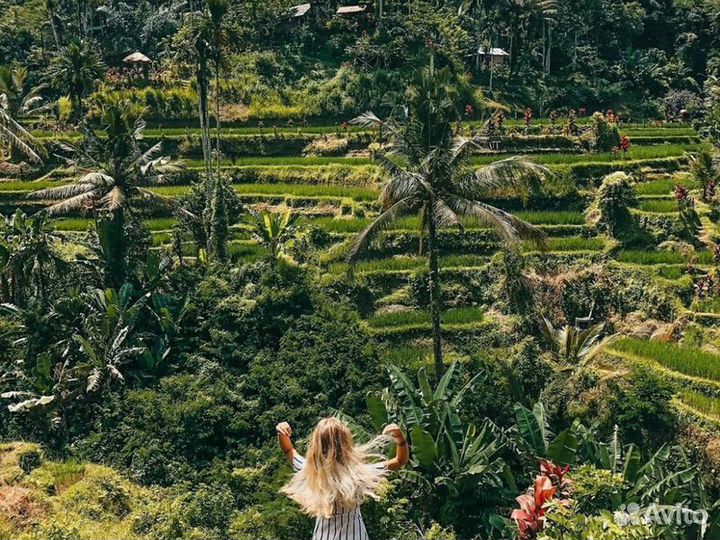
[
  {"x1": 512, "y1": 401, "x2": 581, "y2": 466},
  {"x1": 366, "y1": 361, "x2": 510, "y2": 522}
]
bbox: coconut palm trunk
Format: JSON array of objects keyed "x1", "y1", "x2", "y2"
[
  {"x1": 107, "y1": 207, "x2": 127, "y2": 288},
  {"x1": 426, "y1": 201, "x2": 444, "y2": 374},
  {"x1": 196, "y1": 52, "x2": 212, "y2": 197}
]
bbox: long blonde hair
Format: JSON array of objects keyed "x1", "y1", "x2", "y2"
[{"x1": 281, "y1": 417, "x2": 388, "y2": 519}]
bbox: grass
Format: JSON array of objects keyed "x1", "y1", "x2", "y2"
[
  {"x1": 183, "y1": 156, "x2": 372, "y2": 167},
  {"x1": 637, "y1": 199, "x2": 678, "y2": 213},
  {"x1": 383, "y1": 345, "x2": 434, "y2": 369},
  {"x1": 149, "y1": 182, "x2": 379, "y2": 201},
  {"x1": 514, "y1": 211, "x2": 586, "y2": 225},
  {"x1": 691, "y1": 297, "x2": 720, "y2": 314},
  {"x1": 654, "y1": 265, "x2": 687, "y2": 280},
  {"x1": 53, "y1": 218, "x2": 177, "y2": 232},
  {"x1": 328, "y1": 254, "x2": 488, "y2": 274},
  {"x1": 0, "y1": 180, "x2": 70, "y2": 192},
  {"x1": 623, "y1": 128, "x2": 698, "y2": 137},
  {"x1": 368, "y1": 306, "x2": 484, "y2": 328},
  {"x1": 678, "y1": 390, "x2": 720, "y2": 419},
  {"x1": 616, "y1": 250, "x2": 713, "y2": 265},
  {"x1": 523, "y1": 236, "x2": 606, "y2": 252},
  {"x1": 634, "y1": 176, "x2": 696, "y2": 196},
  {"x1": 612, "y1": 337, "x2": 720, "y2": 382}
]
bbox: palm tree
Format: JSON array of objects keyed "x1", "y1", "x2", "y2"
[
  {"x1": 30, "y1": 102, "x2": 178, "y2": 287},
  {"x1": 349, "y1": 60, "x2": 550, "y2": 378},
  {"x1": 46, "y1": 37, "x2": 104, "y2": 120},
  {"x1": 248, "y1": 208, "x2": 298, "y2": 268},
  {"x1": 0, "y1": 65, "x2": 48, "y2": 120},
  {"x1": 539, "y1": 316, "x2": 615, "y2": 374},
  {"x1": 0, "y1": 65, "x2": 49, "y2": 163}
]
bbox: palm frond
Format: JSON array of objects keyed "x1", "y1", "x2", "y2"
[
  {"x1": 347, "y1": 196, "x2": 417, "y2": 262},
  {"x1": 449, "y1": 136, "x2": 480, "y2": 170},
  {"x1": 134, "y1": 141, "x2": 163, "y2": 168},
  {"x1": 351, "y1": 110, "x2": 383, "y2": 127},
  {"x1": 30, "y1": 182, "x2": 98, "y2": 201},
  {"x1": 455, "y1": 156, "x2": 551, "y2": 200},
  {"x1": 0, "y1": 108, "x2": 44, "y2": 163},
  {"x1": 444, "y1": 194, "x2": 547, "y2": 249},
  {"x1": 135, "y1": 188, "x2": 195, "y2": 218},
  {"x1": 433, "y1": 197, "x2": 463, "y2": 231},
  {"x1": 42, "y1": 191, "x2": 98, "y2": 216},
  {"x1": 101, "y1": 186, "x2": 126, "y2": 210}
]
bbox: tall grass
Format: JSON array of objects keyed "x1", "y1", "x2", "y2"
[
  {"x1": 634, "y1": 177, "x2": 696, "y2": 196},
  {"x1": 151, "y1": 183, "x2": 378, "y2": 201},
  {"x1": 691, "y1": 297, "x2": 720, "y2": 314},
  {"x1": 678, "y1": 390, "x2": 720, "y2": 419},
  {"x1": 638, "y1": 199, "x2": 678, "y2": 213},
  {"x1": 306, "y1": 211, "x2": 584, "y2": 234},
  {"x1": 368, "y1": 306, "x2": 484, "y2": 328},
  {"x1": 53, "y1": 218, "x2": 178, "y2": 232},
  {"x1": 328, "y1": 254, "x2": 488, "y2": 274},
  {"x1": 523, "y1": 236, "x2": 606, "y2": 252},
  {"x1": 183, "y1": 156, "x2": 372, "y2": 167},
  {"x1": 383, "y1": 345, "x2": 433, "y2": 369},
  {"x1": 616, "y1": 250, "x2": 713, "y2": 265},
  {"x1": 0, "y1": 180, "x2": 69, "y2": 192},
  {"x1": 613, "y1": 337, "x2": 720, "y2": 382}
]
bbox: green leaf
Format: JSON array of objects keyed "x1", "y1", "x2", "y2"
[
  {"x1": 366, "y1": 393, "x2": 388, "y2": 432},
  {"x1": 547, "y1": 427, "x2": 578, "y2": 466},
  {"x1": 514, "y1": 403, "x2": 546, "y2": 456},
  {"x1": 411, "y1": 426, "x2": 437, "y2": 468},
  {"x1": 622, "y1": 444, "x2": 642, "y2": 483}
]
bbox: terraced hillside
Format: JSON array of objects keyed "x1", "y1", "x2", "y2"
[{"x1": 3, "y1": 122, "x2": 717, "y2": 420}]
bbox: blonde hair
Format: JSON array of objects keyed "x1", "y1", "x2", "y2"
[{"x1": 281, "y1": 417, "x2": 389, "y2": 519}]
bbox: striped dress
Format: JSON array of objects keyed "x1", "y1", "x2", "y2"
[{"x1": 292, "y1": 452, "x2": 382, "y2": 540}]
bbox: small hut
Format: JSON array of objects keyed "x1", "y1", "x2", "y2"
[
  {"x1": 474, "y1": 47, "x2": 509, "y2": 67},
  {"x1": 123, "y1": 51, "x2": 152, "y2": 78},
  {"x1": 290, "y1": 3, "x2": 311, "y2": 17},
  {"x1": 337, "y1": 5, "x2": 367, "y2": 15}
]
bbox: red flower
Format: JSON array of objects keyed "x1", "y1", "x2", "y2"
[
  {"x1": 511, "y1": 475, "x2": 556, "y2": 539},
  {"x1": 620, "y1": 135, "x2": 630, "y2": 152}
]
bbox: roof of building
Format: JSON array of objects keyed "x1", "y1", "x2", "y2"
[
  {"x1": 337, "y1": 5, "x2": 367, "y2": 14},
  {"x1": 123, "y1": 52, "x2": 152, "y2": 64},
  {"x1": 290, "y1": 3, "x2": 311, "y2": 17},
  {"x1": 475, "y1": 47, "x2": 509, "y2": 56}
]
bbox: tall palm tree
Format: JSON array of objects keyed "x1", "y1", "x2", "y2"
[
  {"x1": 0, "y1": 65, "x2": 49, "y2": 163},
  {"x1": 0, "y1": 66, "x2": 48, "y2": 120},
  {"x1": 46, "y1": 37, "x2": 104, "y2": 120},
  {"x1": 349, "y1": 60, "x2": 550, "y2": 378},
  {"x1": 0, "y1": 104, "x2": 45, "y2": 165},
  {"x1": 30, "y1": 102, "x2": 178, "y2": 287}
]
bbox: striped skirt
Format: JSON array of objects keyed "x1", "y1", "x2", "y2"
[{"x1": 312, "y1": 506, "x2": 369, "y2": 540}]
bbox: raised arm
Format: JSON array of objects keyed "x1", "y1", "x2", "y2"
[
  {"x1": 383, "y1": 423, "x2": 409, "y2": 471},
  {"x1": 276, "y1": 421, "x2": 296, "y2": 465}
]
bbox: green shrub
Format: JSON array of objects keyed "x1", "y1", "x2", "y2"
[
  {"x1": 590, "y1": 111, "x2": 621, "y2": 152},
  {"x1": 303, "y1": 136, "x2": 349, "y2": 157},
  {"x1": 571, "y1": 465, "x2": 624, "y2": 513},
  {"x1": 586, "y1": 172, "x2": 637, "y2": 237}
]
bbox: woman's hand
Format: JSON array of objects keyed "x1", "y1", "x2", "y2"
[
  {"x1": 382, "y1": 423, "x2": 404, "y2": 443},
  {"x1": 276, "y1": 422, "x2": 293, "y2": 437}
]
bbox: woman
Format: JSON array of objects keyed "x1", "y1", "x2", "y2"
[{"x1": 276, "y1": 417, "x2": 409, "y2": 540}]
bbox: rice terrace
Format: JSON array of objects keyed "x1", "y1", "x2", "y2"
[{"x1": 1, "y1": 1, "x2": 720, "y2": 539}]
